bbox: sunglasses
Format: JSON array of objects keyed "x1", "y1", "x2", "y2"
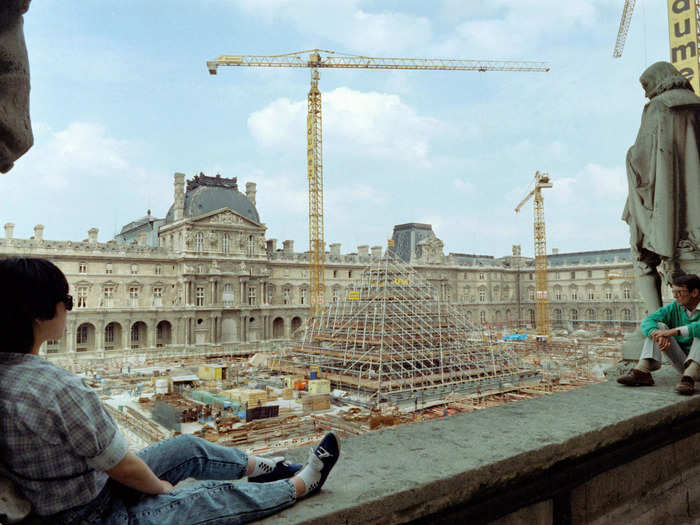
[{"x1": 62, "y1": 294, "x2": 73, "y2": 311}]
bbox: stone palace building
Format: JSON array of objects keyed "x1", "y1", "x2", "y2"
[{"x1": 0, "y1": 173, "x2": 654, "y2": 357}]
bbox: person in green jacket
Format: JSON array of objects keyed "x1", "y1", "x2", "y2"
[{"x1": 618, "y1": 274, "x2": 700, "y2": 395}]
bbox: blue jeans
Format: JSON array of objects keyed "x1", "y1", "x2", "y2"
[{"x1": 51, "y1": 435, "x2": 296, "y2": 525}]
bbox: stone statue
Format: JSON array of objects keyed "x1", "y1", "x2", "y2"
[
  {"x1": 0, "y1": 0, "x2": 33, "y2": 173},
  {"x1": 622, "y1": 61, "x2": 700, "y2": 312}
]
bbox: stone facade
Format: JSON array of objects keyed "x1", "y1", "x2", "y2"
[{"x1": 0, "y1": 173, "x2": 658, "y2": 358}]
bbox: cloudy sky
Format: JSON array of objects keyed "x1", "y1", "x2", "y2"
[{"x1": 2, "y1": 1, "x2": 671, "y2": 257}]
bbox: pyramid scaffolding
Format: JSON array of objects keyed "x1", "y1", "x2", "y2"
[{"x1": 272, "y1": 255, "x2": 524, "y2": 401}]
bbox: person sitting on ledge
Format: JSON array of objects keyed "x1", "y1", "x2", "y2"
[
  {"x1": 618, "y1": 274, "x2": 700, "y2": 395},
  {"x1": 0, "y1": 257, "x2": 340, "y2": 525}
]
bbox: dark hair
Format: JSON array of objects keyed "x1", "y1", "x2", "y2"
[
  {"x1": 673, "y1": 274, "x2": 700, "y2": 294},
  {"x1": 0, "y1": 257, "x2": 69, "y2": 353}
]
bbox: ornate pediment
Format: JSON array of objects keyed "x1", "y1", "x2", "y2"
[{"x1": 195, "y1": 209, "x2": 264, "y2": 229}]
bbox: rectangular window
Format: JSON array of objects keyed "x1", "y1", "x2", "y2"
[
  {"x1": 555, "y1": 291, "x2": 562, "y2": 301},
  {"x1": 348, "y1": 270, "x2": 352, "y2": 278},
  {"x1": 196, "y1": 287, "x2": 205, "y2": 307},
  {"x1": 529, "y1": 290, "x2": 535, "y2": 301},
  {"x1": 529, "y1": 274, "x2": 533, "y2": 280},
  {"x1": 103, "y1": 287, "x2": 114, "y2": 308},
  {"x1": 479, "y1": 290, "x2": 486, "y2": 302},
  {"x1": 587, "y1": 270, "x2": 592, "y2": 278},
  {"x1": 571, "y1": 290, "x2": 578, "y2": 300},
  {"x1": 333, "y1": 270, "x2": 337, "y2": 278},
  {"x1": 300, "y1": 288, "x2": 306, "y2": 305},
  {"x1": 223, "y1": 284, "x2": 234, "y2": 306},
  {"x1": 623, "y1": 287, "x2": 631, "y2": 299},
  {"x1": 153, "y1": 287, "x2": 163, "y2": 307},
  {"x1": 248, "y1": 286, "x2": 256, "y2": 305},
  {"x1": 130, "y1": 264, "x2": 138, "y2": 275},
  {"x1": 129, "y1": 287, "x2": 139, "y2": 307},
  {"x1": 131, "y1": 324, "x2": 140, "y2": 347},
  {"x1": 267, "y1": 286, "x2": 273, "y2": 304},
  {"x1": 223, "y1": 233, "x2": 230, "y2": 254},
  {"x1": 79, "y1": 262, "x2": 87, "y2": 274},
  {"x1": 77, "y1": 286, "x2": 88, "y2": 308},
  {"x1": 283, "y1": 289, "x2": 290, "y2": 305},
  {"x1": 155, "y1": 264, "x2": 162, "y2": 275},
  {"x1": 555, "y1": 272, "x2": 560, "y2": 280},
  {"x1": 105, "y1": 263, "x2": 113, "y2": 275},
  {"x1": 479, "y1": 272, "x2": 485, "y2": 280},
  {"x1": 570, "y1": 271, "x2": 575, "y2": 279}
]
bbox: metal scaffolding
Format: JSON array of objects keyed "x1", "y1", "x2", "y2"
[{"x1": 272, "y1": 255, "x2": 522, "y2": 401}]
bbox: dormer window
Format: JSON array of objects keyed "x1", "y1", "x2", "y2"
[{"x1": 195, "y1": 232, "x2": 204, "y2": 252}]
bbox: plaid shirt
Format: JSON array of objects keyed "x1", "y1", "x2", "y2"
[{"x1": 0, "y1": 353, "x2": 128, "y2": 515}]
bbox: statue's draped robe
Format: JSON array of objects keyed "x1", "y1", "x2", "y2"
[{"x1": 623, "y1": 88, "x2": 700, "y2": 264}]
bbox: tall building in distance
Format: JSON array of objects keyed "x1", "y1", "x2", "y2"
[{"x1": 0, "y1": 172, "x2": 657, "y2": 358}]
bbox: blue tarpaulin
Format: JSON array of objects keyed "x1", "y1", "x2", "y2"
[{"x1": 499, "y1": 333, "x2": 528, "y2": 341}]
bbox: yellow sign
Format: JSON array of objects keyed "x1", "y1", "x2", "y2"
[
  {"x1": 387, "y1": 239, "x2": 394, "y2": 247},
  {"x1": 394, "y1": 278, "x2": 410, "y2": 285},
  {"x1": 668, "y1": 0, "x2": 700, "y2": 93},
  {"x1": 348, "y1": 291, "x2": 360, "y2": 301}
]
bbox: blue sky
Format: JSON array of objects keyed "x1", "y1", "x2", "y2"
[{"x1": 2, "y1": 0, "x2": 671, "y2": 257}]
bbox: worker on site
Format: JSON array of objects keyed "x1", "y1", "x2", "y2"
[
  {"x1": 617, "y1": 274, "x2": 700, "y2": 395},
  {"x1": 0, "y1": 258, "x2": 340, "y2": 524}
]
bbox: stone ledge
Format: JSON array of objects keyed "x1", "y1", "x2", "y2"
[{"x1": 261, "y1": 369, "x2": 700, "y2": 524}]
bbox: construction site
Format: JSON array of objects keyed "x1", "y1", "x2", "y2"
[{"x1": 48, "y1": 251, "x2": 622, "y2": 456}]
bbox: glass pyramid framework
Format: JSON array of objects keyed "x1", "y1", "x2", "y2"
[{"x1": 274, "y1": 255, "x2": 522, "y2": 401}]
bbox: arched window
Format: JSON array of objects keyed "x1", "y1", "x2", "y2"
[
  {"x1": 571, "y1": 309, "x2": 578, "y2": 321},
  {"x1": 529, "y1": 309, "x2": 535, "y2": 325},
  {"x1": 623, "y1": 287, "x2": 631, "y2": 299},
  {"x1": 586, "y1": 308, "x2": 595, "y2": 321},
  {"x1": 623, "y1": 308, "x2": 632, "y2": 321},
  {"x1": 554, "y1": 309, "x2": 562, "y2": 322},
  {"x1": 195, "y1": 232, "x2": 204, "y2": 252},
  {"x1": 605, "y1": 308, "x2": 613, "y2": 321}
]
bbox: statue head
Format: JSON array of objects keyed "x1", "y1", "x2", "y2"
[
  {"x1": 0, "y1": 0, "x2": 33, "y2": 174},
  {"x1": 639, "y1": 61, "x2": 693, "y2": 99}
]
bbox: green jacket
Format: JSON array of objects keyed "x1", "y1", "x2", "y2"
[{"x1": 640, "y1": 301, "x2": 700, "y2": 350}]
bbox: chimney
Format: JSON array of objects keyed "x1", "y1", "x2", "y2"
[
  {"x1": 283, "y1": 239, "x2": 294, "y2": 254},
  {"x1": 137, "y1": 231, "x2": 148, "y2": 246},
  {"x1": 33, "y1": 224, "x2": 44, "y2": 241},
  {"x1": 174, "y1": 172, "x2": 185, "y2": 221},
  {"x1": 512, "y1": 244, "x2": 521, "y2": 257},
  {"x1": 266, "y1": 238, "x2": 277, "y2": 253},
  {"x1": 4, "y1": 223, "x2": 14, "y2": 239},
  {"x1": 246, "y1": 182, "x2": 257, "y2": 206},
  {"x1": 371, "y1": 245, "x2": 382, "y2": 259},
  {"x1": 330, "y1": 243, "x2": 341, "y2": 257},
  {"x1": 552, "y1": 248, "x2": 559, "y2": 255},
  {"x1": 88, "y1": 227, "x2": 99, "y2": 245},
  {"x1": 358, "y1": 245, "x2": 369, "y2": 257}
]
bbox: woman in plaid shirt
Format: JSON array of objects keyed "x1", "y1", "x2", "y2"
[{"x1": 0, "y1": 258, "x2": 339, "y2": 524}]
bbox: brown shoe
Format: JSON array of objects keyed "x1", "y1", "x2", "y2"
[
  {"x1": 675, "y1": 376, "x2": 695, "y2": 395},
  {"x1": 617, "y1": 368, "x2": 654, "y2": 386}
]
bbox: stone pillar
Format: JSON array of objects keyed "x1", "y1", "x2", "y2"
[
  {"x1": 358, "y1": 245, "x2": 369, "y2": 257},
  {"x1": 88, "y1": 228, "x2": 99, "y2": 245},
  {"x1": 33, "y1": 224, "x2": 44, "y2": 241},
  {"x1": 285, "y1": 318, "x2": 291, "y2": 338},
  {"x1": 148, "y1": 319, "x2": 157, "y2": 348},
  {"x1": 245, "y1": 182, "x2": 257, "y2": 206},
  {"x1": 371, "y1": 246, "x2": 382, "y2": 259},
  {"x1": 96, "y1": 320, "x2": 105, "y2": 352},
  {"x1": 240, "y1": 316, "x2": 246, "y2": 343},
  {"x1": 260, "y1": 281, "x2": 264, "y2": 306},
  {"x1": 283, "y1": 240, "x2": 294, "y2": 255},
  {"x1": 210, "y1": 278, "x2": 216, "y2": 306},
  {"x1": 240, "y1": 280, "x2": 246, "y2": 306},
  {"x1": 266, "y1": 238, "x2": 277, "y2": 254},
  {"x1": 4, "y1": 222, "x2": 14, "y2": 239},
  {"x1": 330, "y1": 243, "x2": 341, "y2": 257},
  {"x1": 66, "y1": 320, "x2": 76, "y2": 353},
  {"x1": 174, "y1": 173, "x2": 185, "y2": 221}
]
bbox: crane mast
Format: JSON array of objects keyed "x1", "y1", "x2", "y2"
[
  {"x1": 515, "y1": 171, "x2": 553, "y2": 340},
  {"x1": 613, "y1": 0, "x2": 636, "y2": 58},
  {"x1": 207, "y1": 49, "x2": 550, "y2": 319},
  {"x1": 307, "y1": 69, "x2": 324, "y2": 316}
]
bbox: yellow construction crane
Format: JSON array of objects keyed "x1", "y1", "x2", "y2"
[
  {"x1": 613, "y1": 0, "x2": 637, "y2": 58},
  {"x1": 515, "y1": 171, "x2": 553, "y2": 340},
  {"x1": 206, "y1": 49, "x2": 550, "y2": 317}
]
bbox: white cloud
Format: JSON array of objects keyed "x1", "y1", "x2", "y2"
[
  {"x1": 453, "y1": 178, "x2": 476, "y2": 193},
  {"x1": 248, "y1": 87, "x2": 444, "y2": 166},
  {"x1": 234, "y1": 0, "x2": 432, "y2": 54},
  {"x1": 1, "y1": 122, "x2": 166, "y2": 241}
]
